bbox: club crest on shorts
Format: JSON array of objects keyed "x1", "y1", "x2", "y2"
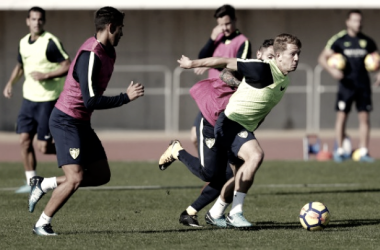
[
  {"x1": 238, "y1": 130, "x2": 248, "y2": 138},
  {"x1": 205, "y1": 138, "x2": 215, "y2": 148},
  {"x1": 69, "y1": 148, "x2": 80, "y2": 159}
]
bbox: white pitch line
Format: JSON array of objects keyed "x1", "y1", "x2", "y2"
[
  {"x1": 254, "y1": 183, "x2": 361, "y2": 188},
  {"x1": 0, "y1": 183, "x2": 361, "y2": 192}
]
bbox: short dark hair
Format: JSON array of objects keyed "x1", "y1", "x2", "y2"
[
  {"x1": 259, "y1": 39, "x2": 274, "y2": 51},
  {"x1": 28, "y1": 6, "x2": 46, "y2": 21},
  {"x1": 347, "y1": 9, "x2": 362, "y2": 19},
  {"x1": 214, "y1": 4, "x2": 236, "y2": 20},
  {"x1": 273, "y1": 34, "x2": 302, "y2": 53},
  {"x1": 94, "y1": 6, "x2": 125, "y2": 32}
]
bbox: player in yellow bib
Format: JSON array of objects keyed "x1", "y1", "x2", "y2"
[
  {"x1": 176, "y1": 33, "x2": 301, "y2": 228},
  {"x1": 3, "y1": 7, "x2": 70, "y2": 193}
]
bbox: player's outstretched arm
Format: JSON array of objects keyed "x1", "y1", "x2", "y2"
[
  {"x1": 3, "y1": 63, "x2": 23, "y2": 99},
  {"x1": 178, "y1": 55, "x2": 237, "y2": 71},
  {"x1": 219, "y1": 69, "x2": 241, "y2": 87},
  {"x1": 126, "y1": 81, "x2": 144, "y2": 101},
  {"x1": 318, "y1": 48, "x2": 343, "y2": 80}
]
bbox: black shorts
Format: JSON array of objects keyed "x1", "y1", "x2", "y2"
[
  {"x1": 195, "y1": 113, "x2": 229, "y2": 180},
  {"x1": 214, "y1": 112, "x2": 256, "y2": 165},
  {"x1": 336, "y1": 83, "x2": 372, "y2": 113},
  {"x1": 16, "y1": 99, "x2": 56, "y2": 141},
  {"x1": 49, "y1": 108, "x2": 107, "y2": 168}
]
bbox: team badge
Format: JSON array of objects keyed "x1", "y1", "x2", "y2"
[
  {"x1": 344, "y1": 41, "x2": 351, "y2": 47},
  {"x1": 359, "y1": 39, "x2": 367, "y2": 48},
  {"x1": 205, "y1": 138, "x2": 215, "y2": 149},
  {"x1": 238, "y1": 130, "x2": 248, "y2": 138},
  {"x1": 225, "y1": 39, "x2": 231, "y2": 45},
  {"x1": 69, "y1": 148, "x2": 80, "y2": 159}
]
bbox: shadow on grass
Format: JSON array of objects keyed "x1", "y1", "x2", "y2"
[
  {"x1": 63, "y1": 227, "x2": 226, "y2": 235},
  {"x1": 266, "y1": 189, "x2": 380, "y2": 196},
  {"x1": 62, "y1": 218, "x2": 380, "y2": 235},
  {"x1": 256, "y1": 218, "x2": 380, "y2": 230}
]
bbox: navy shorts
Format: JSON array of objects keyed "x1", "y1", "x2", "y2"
[
  {"x1": 195, "y1": 113, "x2": 230, "y2": 180},
  {"x1": 214, "y1": 112, "x2": 256, "y2": 165},
  {"x1": 49, "y1": 108, "x2": 107, "y2": 168},
  {"x1": 16, "y1": 99, "x2": 56, "y2": 141},
  {"x1": 336, "y1": 82, "x2": 372, "y2": 113}
]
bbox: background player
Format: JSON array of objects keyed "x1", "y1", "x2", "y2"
[
  {"x1": 318, "y1": 10, "x2": 380, "y2": 163},
  {"x1": 190, "y1": 4, "x2": 252, "y2": 149},
  {"x1": 3, "y1": 6, "x2": 70, "y2": 193},
  {"x1": 175, "y1": 34, "x2": 301, "y2": 228},
  {"x1": 159, "y1": 39, "x2": 274, "y2": 227},
  {"x1": 27, "y1": 7, "x2": 144, "y2": 236}
]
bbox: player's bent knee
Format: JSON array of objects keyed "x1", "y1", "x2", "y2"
[
  {"x1": 37, "y1": 144, "x2": 48, "y2": 154},
  {"x1": 252, "y1": 150, "x2": 265, "y2": 163},
  {"x1": 19, "y1": 134, "x2": 32, "y2": 149},
  {"x1": 65, "y1": 176, "x2": 84, "y2": 190},
  {"x1": 244, "y1": 150, "x2": 264, "y2": 165}
]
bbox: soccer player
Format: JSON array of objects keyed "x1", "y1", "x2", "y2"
[
  {"x1": 160, "y1": 40, "x2": 274, "y2": 227},
  {"x1": 167, "y1": 39, "x2": 274, "y2": 227},
  {"x1": 190, "y1": 4, "x2": 251, "y2": 149},
  {"x1": 27, "y1": 7, "x2": 144, "y2": 236},
  {"x1": 318, "y1": 10, "x2": 380, "y2": 163},
  {"x1": 3, "y1": 7, "x2": 70, "y2": 193},
  {"x1": 169, "y1": 34, "x2": 301, "y2": 228}
]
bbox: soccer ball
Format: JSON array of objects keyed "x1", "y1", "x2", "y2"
[
  {"x1": 352, "y1": 148, "x2": 362, "y2": 161},
  {"x1": 327, "y1": 53, "x2": 346, "y2": 70},
  {"x1": 364, "y1": 52, "x2": 380, "y2": 72},
  {"x1": 299, "y1": 202, "x2": 330, "y2": 231}
]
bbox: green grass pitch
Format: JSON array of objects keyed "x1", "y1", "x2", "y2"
[{"x1": 1, "y1": 161, "x2": 380, "y2": 249}]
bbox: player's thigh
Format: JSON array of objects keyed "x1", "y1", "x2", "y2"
[{"x1": 16, "y1": 99, "x2": 37, "y2": 136}]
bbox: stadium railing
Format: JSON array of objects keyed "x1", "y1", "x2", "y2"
[
  {"x1": 105, "y1": 65, "x2": 173, "y2": 133},
  {"x1": 313, "y1": 64, "x2": 380, "y2": 132}
]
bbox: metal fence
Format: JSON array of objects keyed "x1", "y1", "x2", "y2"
[{"x1": 110, "y1": 63, "x2": 377, "y2": 133}]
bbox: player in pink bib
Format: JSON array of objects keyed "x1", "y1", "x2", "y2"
[
  {"x1": 159, "y1": 39, "x2": 274, "y2": 227},
  {"x1": 28, "y1": 7, "x2": 144, "y2": 236}
]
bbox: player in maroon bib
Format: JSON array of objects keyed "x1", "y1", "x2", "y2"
[{"x1": 27, "y1": 7, "x2": 144, "y2": 236}]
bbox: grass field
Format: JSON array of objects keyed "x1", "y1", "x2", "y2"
[{"x1": 1, "y1": 160, "x2": 380, "y2": 249}]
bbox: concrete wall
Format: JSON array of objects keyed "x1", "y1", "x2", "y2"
[{"x1": 1, "y1": 9, "x2": 380, "y2": 131}]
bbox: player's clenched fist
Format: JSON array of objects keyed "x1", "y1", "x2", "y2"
[
  {"x1": 3, "y1": 83, "x2": 13, "y2": 98},
  {"x1": 177, "y1": 55, "x2": 193, "y2": 69},
  {"x1": 126, "y1": 81, "x2": 144, "y2": 101}
]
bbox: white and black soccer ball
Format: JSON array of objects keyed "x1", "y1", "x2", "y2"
[{"x1": 299, "y1": 202, "x2": 330, "y2": 231}]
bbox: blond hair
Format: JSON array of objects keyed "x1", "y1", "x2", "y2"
[{"x1": 273, "y1": 34, "x2": 302, "y2": 53}]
